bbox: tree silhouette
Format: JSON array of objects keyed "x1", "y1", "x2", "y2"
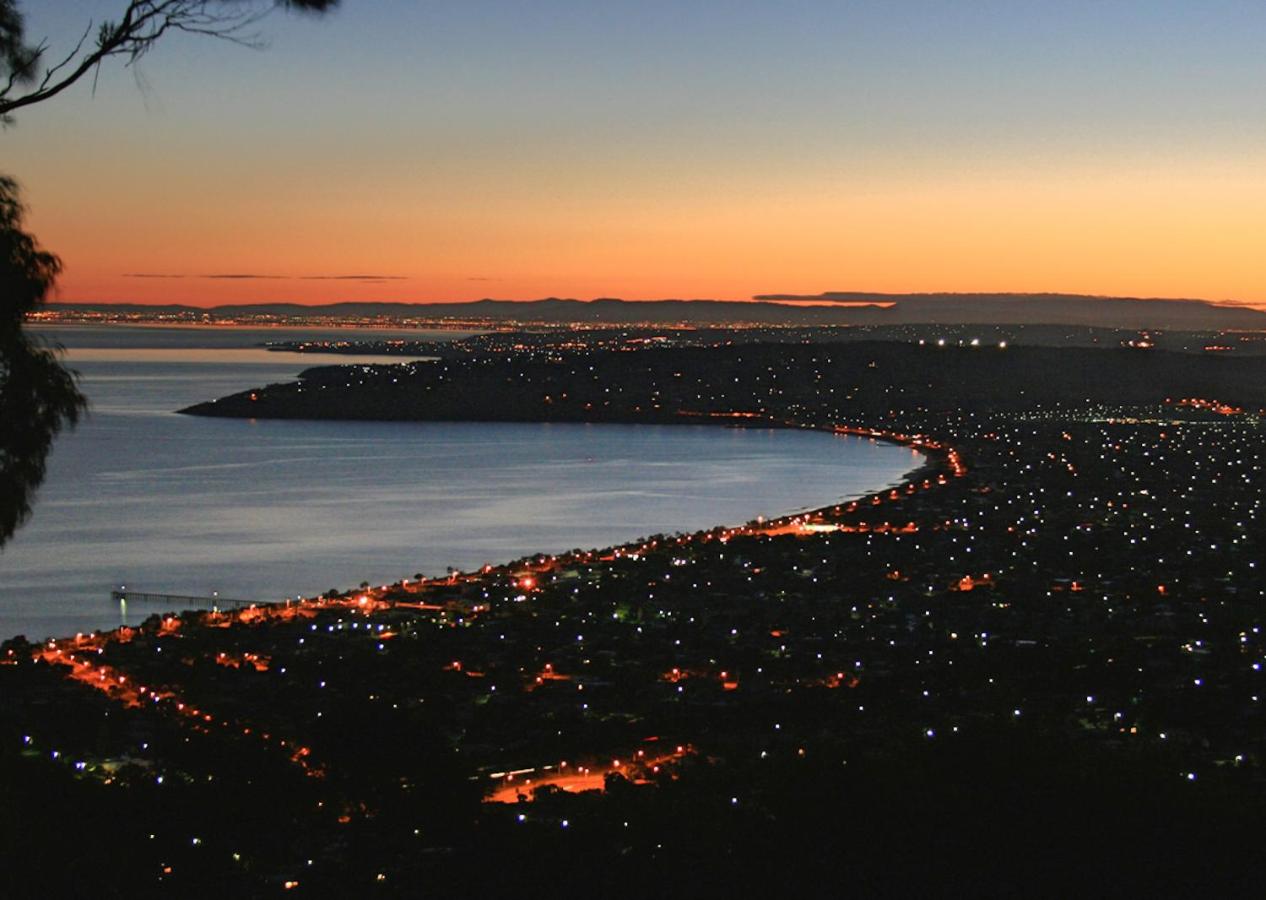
[
  {"x1": 0, "y1": 176, "x2": 84, "y2": 544},
  {"x1": 0, "y1": 0, "x2": 339, "y2": 546},
  {"x1": 1, "y1": 1, "x2": 338, "y2": 122}
]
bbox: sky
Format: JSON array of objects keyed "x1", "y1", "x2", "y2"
[{"x1": 5, "y1": 0, "x2": 1266, "y2": 308}]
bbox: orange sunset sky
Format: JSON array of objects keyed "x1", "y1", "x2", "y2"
[{"x1": 7, "y1": 2, "x2": 1266, "y2": 310}]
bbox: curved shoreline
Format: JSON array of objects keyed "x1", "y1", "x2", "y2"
[
  {"x1": 25, "y1": 418, "x2": 959, "y2": 648},
  {"x1": 15, "y1": 417, "x2": 964, "y2": 812}
]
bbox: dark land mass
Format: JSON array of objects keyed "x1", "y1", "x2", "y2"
[
  {"x1": 184, "y1": 341, "x2": 1266, "y2": 423},
  {"x1": 265, "y1": 323, "x2": 1266, "y2": 359},
  {"x1": 40, "y1": 291, "x2": 1266, "y2": 329},
  {"x1": 5, "y1": 335, "x2": 1266, "y2": 897},
  {"x1": 758, "y1": 290, "x2": 1266, "y2": 328}
]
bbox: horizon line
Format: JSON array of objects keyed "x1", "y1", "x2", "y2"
[{"x1": 40, "y1": 291, "x2": 1266, "y2": 313}]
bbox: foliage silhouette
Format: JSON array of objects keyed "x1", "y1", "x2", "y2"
[
  {"x1": 0, "y1": 176, "x2": 85, "y2": 544},
  {"x1": 0, "y1": 1, "x2": 338, "y2": 547},
  {"x1": 1, "y1": 1, "x2": 339, "y2": 122}
]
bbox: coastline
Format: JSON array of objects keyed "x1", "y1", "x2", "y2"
[{"x1": 26, "y1": 419, "x2": 947, "y2": 648}]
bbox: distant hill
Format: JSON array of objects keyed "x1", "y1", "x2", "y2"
[
  {"x1": 752, "y1": 292, "x2": 1266, "y2": 329},
  {"x1": 44, "y1": 293, "x2": 1266, "y2": 330}
]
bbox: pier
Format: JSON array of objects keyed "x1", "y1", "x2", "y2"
[{"x1": 111, "y1": 589, "x2": 256, "y2": 612}]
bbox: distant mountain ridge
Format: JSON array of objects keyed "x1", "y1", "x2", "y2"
[
  {"x1": 43, "y1": 293, "x2": 1266, "y2": 329},
  {"x1": 753, "y1": 292, "x2": 1266, "y2": 328}
]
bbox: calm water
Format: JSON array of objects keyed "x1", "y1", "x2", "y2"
[{"x1": 0, "y1": 325, "x2": 921, "y2": 641}]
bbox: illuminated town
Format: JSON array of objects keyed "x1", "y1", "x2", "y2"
[
  {"x1": 7, "y1": 2, "x2": 1266, "y2": 895},
  {"x1": 4, "y1": 330, "x2": 1265, "y2": 894}
]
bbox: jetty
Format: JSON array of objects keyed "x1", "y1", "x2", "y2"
[{"x1": 110, "y1": 588, "x2": 255, "y2": 612}]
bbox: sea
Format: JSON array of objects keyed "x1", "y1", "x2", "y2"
[{"x1": 0, "y1": 324, "x2": 922, "y2": 641}]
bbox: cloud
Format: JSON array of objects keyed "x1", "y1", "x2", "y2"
[
  {"x1": 297, "y1": 275, "x2": 408, "y2": 282},
  {"x1": 1208, "y1": 298, "x2": 1266, "y2": 308},
  {"x1": 123, "y1": 273, "x2": 407, "y2": 282}
]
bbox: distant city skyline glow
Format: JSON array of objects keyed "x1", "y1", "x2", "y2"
[{"x1": 6, "y1": 1, "x2": 1266, "y2": 309}]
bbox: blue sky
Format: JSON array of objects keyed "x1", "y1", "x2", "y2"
[{"x1": 7, "y1": 1, "x2": 1266, "y2": 305}]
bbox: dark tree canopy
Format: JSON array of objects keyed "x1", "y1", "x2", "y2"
[
  {"x1": 0, "y1": 176, "x2": 86, "y2": 544},
  {"x1": 1, "y1": 0, "x2": 339, "y2": 546}
]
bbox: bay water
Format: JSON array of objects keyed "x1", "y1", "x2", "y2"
[{"x1": 0, "y1": 325, "x2": 921, "y2": 640}]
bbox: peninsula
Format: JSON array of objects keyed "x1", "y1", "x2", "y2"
[{"x1": 4, "y1": 331, "x2": 1265, "y2": 895}]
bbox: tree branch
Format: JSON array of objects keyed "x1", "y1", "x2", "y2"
[
  {"x1": 0, "y1": 1, "x2": 338, "y2": 121},
  {"x1": 36, "y1": 24, "x2": 92, "y2": 92}
]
